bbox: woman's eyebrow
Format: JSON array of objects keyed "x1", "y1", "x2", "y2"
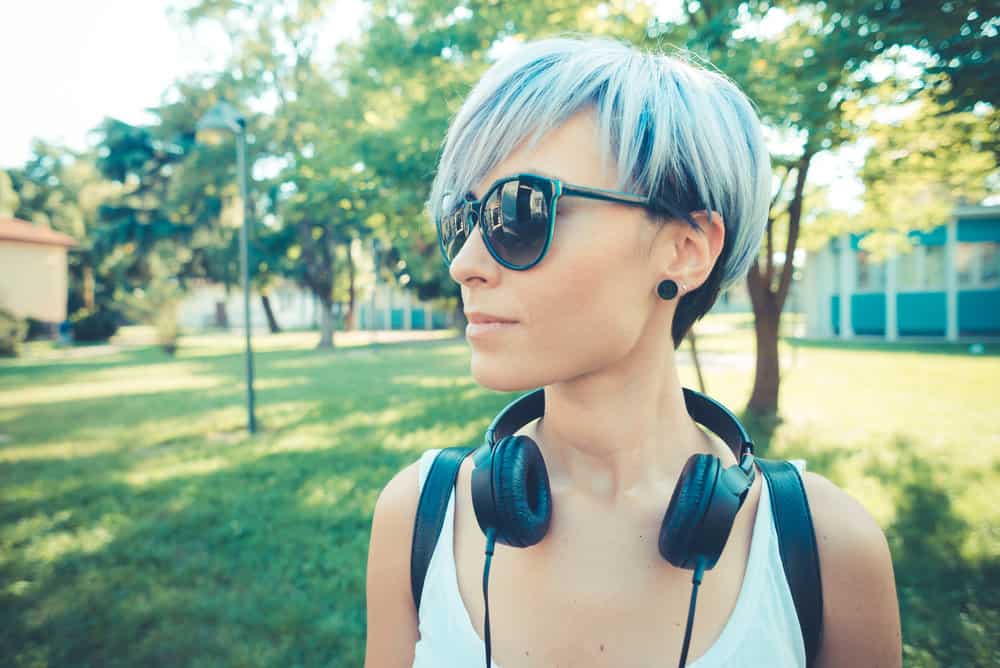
[{"x1": 522, "y1": 167, "x2": 559, "y2": 180}]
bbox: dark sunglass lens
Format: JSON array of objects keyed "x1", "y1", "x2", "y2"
[{"x1": 483, "y1": 178, "x2": 550, "y2": 267}]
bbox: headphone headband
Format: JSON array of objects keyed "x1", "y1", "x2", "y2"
[{"x1": 483, "y1": 387, "x2": 755, "y2": 461}]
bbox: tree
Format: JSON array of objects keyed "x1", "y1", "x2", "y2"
[
  {"x1": 0, "y1": 170, "x2": 19, "y2": 217},
  {"x1": 119, "y1": 250, "x2": 186, "y2": 355},
  {"x1": 179, "y1": 0, "x2": 997, "y2": 408},
  {"x1": 91, "y1": 117, "x2": 197, "y2": 302},
  {"x1": 273, "y1": 163, "x2": 378, "y2": 347},
  {"x1": 853, "y1": 91, "x2": 998, "y2": 259},
  {"x1": 181, "y1": 0, "x2": 374, "y2": 347},
  {"x1": 89, "y1": 72, "x2": 295, "y2": 336},
  {"x1": 641, "y1": 2, "x2": 873, "y2": 415},
  {"x1": 648, "y1": 0, "x2": 998, "y2": 415},
  {"x1": 842, "y1": 0, "x2": 999, "y2": 113}
]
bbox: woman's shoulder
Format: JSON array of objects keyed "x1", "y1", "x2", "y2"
[
  {"x1": 799, "y1": 471, "x2": 889, "y2": 558},
  {"x1": 799, "y1": 471, "x2": 892, "y2": 583},
  {"x1": 365, "y1": 456, "x2": 428, "y2": 666},
  {"x1": 373, "y1": 448, "x2": 446, "y2": 525},
  {"x1": 799, "y1": 471, "x2": 902, "y2": 665},
  {"x1": 369, "y1": 458, "x2": 425, "y2": 571},
  {"x1": 368, "y1": 449, "x2": 447, "y2": 567}
]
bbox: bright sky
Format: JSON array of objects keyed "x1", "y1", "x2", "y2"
[
  {"x1": 0, "y1": 1, "x2": 235, "y2": 168},
  {"x1": 0, "y1": 1, "x2": 863, "y2": 211}
]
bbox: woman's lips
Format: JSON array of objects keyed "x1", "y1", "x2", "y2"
[{"x1": 466, "y1": 321, "x2": 518, "y2": 339}]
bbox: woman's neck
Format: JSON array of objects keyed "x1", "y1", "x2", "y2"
[{"x1": 522, "y1": 342, "x2": 724, "y2": 509}]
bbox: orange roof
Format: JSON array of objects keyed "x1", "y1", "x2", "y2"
[{"x1": 0, "y1": 217, "x2": 78, "y2": 248}]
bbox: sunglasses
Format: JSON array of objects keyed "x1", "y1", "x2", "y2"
[{"x1": 436, "y1": 172, "x2": 654, "y2": 270}]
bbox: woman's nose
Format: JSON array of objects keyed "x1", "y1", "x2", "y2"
[{"x1": 448, "y1": 217, "x2": 499, "y2": 286}]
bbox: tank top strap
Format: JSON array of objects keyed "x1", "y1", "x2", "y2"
[{"x1": 417, "y1": 448, "x2": 444, "y2": 490}]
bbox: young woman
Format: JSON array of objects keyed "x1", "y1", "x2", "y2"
[{"x1": 365, "y1": 36, "x2": 901, "y2": 667}]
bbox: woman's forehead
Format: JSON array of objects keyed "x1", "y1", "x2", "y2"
[{"x1": 472, "y1": 109, "x2": 617, "y2": 197}]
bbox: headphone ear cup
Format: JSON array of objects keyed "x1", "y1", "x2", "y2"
[
  {"x1": 482, "y1": 435, "x2": 552, "y2": 548},
  {"x1": 658, "y1": 454, "x2": 720, "y2": 568}
]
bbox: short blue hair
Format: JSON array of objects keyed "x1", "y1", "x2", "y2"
[{"x1": 429, "y1": 36, "x2": 772, "y2": 345}]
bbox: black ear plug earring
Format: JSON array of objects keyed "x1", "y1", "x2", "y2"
[{"x1": 658, "y1": 279, "x2": 685, "y2": 300}]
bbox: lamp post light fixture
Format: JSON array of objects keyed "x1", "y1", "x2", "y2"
[{"x1": 197, "y1": 101, "x2": 257, "y2": 434}]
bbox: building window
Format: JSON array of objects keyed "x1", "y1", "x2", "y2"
[
  {"x1": 855, "y1": 250, "x2": 886, "y2": 292},
  {"x1": 922, "y1": 245, "x2": 946, "y2": 290},
  {"x1": 956, "y1": 242, "x2": 978, "y2": 287},
  {"x1": 953, "y1": 241, "x2": 1000, "y2": 289},
  {"x1": 896, "y1": 249, "x2": 921, "y2": 291},
  {"x1": 979, "y1": 242, "x2": 999, "y2": 287},
  {"x1": 896, "y1": 244, "x2": 948, "y2": 291}
]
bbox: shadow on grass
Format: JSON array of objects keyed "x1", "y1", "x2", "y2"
[
  {"x1": 2, "y1": 447, "x2": 385, "y2": 666},
  {"x1": 0, "y1": 337, "x2": 523, "y2": 667},
  {"x1": 863, "y1": 440, "x2": 999, "y2": 667},
  {"x1": 763, "y1": 432, "x2": 998, "y2": 667},
  {"x1": 0, "y1": 338, "x2": 470, "y2": 441},
  {"x1": 3, "y1": 337, "x2": 996, "y2": 666},
  {"x1": 0, "y1": 335, "x2": 465, "y2": 382}
]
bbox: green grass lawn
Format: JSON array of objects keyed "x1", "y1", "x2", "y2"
[{"x1": 1, "y1": 317, "x2": 997, "y2": 667}]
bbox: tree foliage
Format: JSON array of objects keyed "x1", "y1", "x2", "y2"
[{"x1": 7, "y1": 0, "x2": 997, "y2": 356}]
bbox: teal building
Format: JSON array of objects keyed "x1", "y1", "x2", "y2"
[{"x1": 802, "y1": 205, "x2": 1000, "y2": 341}]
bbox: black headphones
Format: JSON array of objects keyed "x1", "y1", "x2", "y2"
[{"x1": 469, "y1": 386, "x2": 756, "y2": 668}]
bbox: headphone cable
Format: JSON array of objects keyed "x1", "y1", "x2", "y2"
[
  {"x1": 677, "y1": 556, "x2": 708, "y2": 667},
  {"x1": 483, "y1": 528, "x2": 497, "y2": 668}
]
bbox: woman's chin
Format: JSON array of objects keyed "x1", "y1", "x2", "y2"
[{"x1": 470, "y1": 354, "x2": 539, "y2": 393}]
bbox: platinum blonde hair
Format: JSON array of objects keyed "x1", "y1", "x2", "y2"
[{"x1": 428, "y1": 36, "x2": 772, "y2": 344}]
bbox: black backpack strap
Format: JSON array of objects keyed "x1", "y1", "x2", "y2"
[
  {"x1": 410, "y1": 446, "x2": 477, "y2": 613},
  {"x1": 756, "y1": 457, "x2": 824, "y2": 667}
]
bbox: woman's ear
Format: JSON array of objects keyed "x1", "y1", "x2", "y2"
[{"x1": 654, "y1": 210, "x2": 725, "y2": 290}]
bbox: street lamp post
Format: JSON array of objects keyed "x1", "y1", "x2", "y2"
[
  {"x1": 197, "y1": 101, "x2": 257, "y2": 434},
  {"x1": 371, "y1": 237, "x2": 380, "y2": 348}
]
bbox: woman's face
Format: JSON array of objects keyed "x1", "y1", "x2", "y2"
[{"x1": 448, "y1": 107, "x2": 693, "y2": 392}]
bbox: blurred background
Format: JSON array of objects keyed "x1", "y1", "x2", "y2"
[{"x1": 0, "y1": 1, "x2": 997, "y2": 666}]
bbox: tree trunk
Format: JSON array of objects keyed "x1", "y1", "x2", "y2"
[
  {"x1": 261, "y1": 295, "x2": 281, "y2": 333},
  {"x1": 346, "y1": 243, "x2": 357, "y2": 330},
  {"x1": 454, "y1": 290, "x2": 466, "y2": 335},
  {"x1": 317, "y1": 297, "x2": 335, "y2": 349},
  {"x1": 82, "y1": 262, "x2": 95, "y2": 309},
  {"x1": 214, "y1": 301, "x2": 229, "y2": 329},
  {"x1": 686, "y1": 328, "x2": 707, "y2": 394},
  {"x1": 746, "y1": 267, "x2": 781, "y2": 415},
  {"x1": 745, "y1": 152, "x2": 812, "y2": 417}
]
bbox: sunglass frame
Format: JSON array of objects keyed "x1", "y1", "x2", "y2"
[{"x1": 436, "y1": 172, "x2": 653, "y2": 271}]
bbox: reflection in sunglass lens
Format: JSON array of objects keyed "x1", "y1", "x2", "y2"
[
  {"x1": 483, "y1": 179, "x2": 550, "y2": 267},
  {"x1": 439, "y1": 206, "x2": 468, "y2": 262}
]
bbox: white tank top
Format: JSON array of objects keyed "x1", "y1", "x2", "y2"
[{"x1": 412, "y1": 448, "x2": 807, "y2": 667}]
